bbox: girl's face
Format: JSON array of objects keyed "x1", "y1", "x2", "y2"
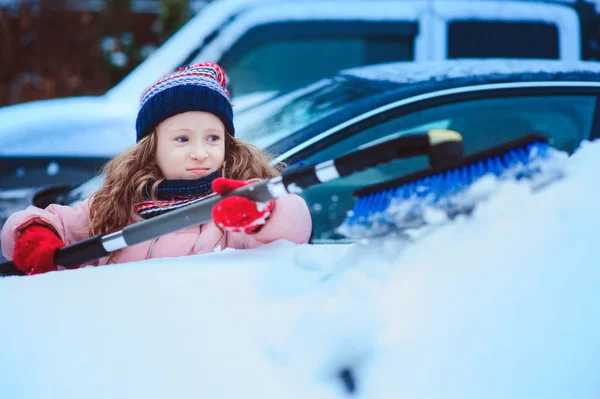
[{"x1": 155, "y1": 111, "x2": 226, "y2": 180}]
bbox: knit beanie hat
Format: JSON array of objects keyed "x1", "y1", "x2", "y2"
[{"x1": 135, "y1": 62, "x2": 234, "y2": 142}]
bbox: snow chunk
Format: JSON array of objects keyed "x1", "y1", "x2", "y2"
[{"x1": 46, "y1": 161, "x2": 59, "y2": 176}]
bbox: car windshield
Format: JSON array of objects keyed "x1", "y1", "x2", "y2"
[{"x1": 234, "y1": 74, "x2": 399, "y2": 149}]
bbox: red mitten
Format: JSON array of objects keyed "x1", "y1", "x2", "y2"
[
  {"x1": 13, "y1": 225, "x2": 65, "y2": 275},
  {"x1": 211, "y1": 177, "x2": 275, "y2": 233}
]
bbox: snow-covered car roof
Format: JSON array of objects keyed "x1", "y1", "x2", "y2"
[{"x1": 341, "y1": 59, "x2": 600, "y2": 85}]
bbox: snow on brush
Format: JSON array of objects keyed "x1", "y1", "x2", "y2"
[{"x1": 1, "y1": 140, "x2": 600, "y2": 398}]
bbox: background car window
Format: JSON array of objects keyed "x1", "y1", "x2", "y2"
[
  {"x1": 217, "y1": 21, "x2": 416, "y2": 97},
  {"x1": 448, "y1": 21, "x2": 559, "y2": 59},
  {"x1": 298, "y1": 95, "x2": 597, "y2": 241}
]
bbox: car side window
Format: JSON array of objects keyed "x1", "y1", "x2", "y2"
[
  {"x1": 215, "y1": 21, "x2": 417, "y2": 98},
  {"x1": 448, "y1": 21, "x2": 559, "y2": 59},
  {"x1": 299, "y1": 94, "x2": 597, "y2": 242}
]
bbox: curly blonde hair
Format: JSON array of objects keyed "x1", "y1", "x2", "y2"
[{"x1": 88, "y1": 133, "x2": 284, "y2": 239}]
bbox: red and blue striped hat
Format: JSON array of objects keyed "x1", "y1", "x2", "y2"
[{"x1": 135, "y1": 62, "x2": 234, "y2": 142}]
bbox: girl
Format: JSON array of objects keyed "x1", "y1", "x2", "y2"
[{"x1": 1, "y1": 62, "x2": 312, "y2": 275}]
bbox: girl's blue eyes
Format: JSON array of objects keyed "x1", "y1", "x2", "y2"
[{"x1": 174, "y1": 135, "x2": 220, "y2": 143}]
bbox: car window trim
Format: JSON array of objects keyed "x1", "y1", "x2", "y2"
[
  {"x1": 179, "y1": 8, "x2": 248, "y2": 68},
  {"x1": 196, "y1": 1, "x2": 425, "y2": 63},
  {"x1": 589, "y1": 94, "x2": 600, "y2": 141},
  {"x1": 276, "y1": 81, "x2": 600, "y2": 163}
]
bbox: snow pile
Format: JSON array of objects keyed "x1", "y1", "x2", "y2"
[{"x1": 1, "y1": 140, "x2": 599, "y2": 398}]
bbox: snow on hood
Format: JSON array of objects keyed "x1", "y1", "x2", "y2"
[
  {"x1": 0, "y1": 96, "x2": 137, "y2": 156},
  {"x1": 0, "y1": 139, "x2": 599, "y2": 398},
  {"x1": 0, "y1": 96, "x2": 136, "y2": 128}
]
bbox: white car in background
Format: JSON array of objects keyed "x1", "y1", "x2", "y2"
[{"x1": 0, "y1": 0, "x2": 587, "y2": 189}]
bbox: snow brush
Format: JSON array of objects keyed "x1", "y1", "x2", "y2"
[
  {"x1": 0, "y1": 129, "x2": 464, "y2": 276},
  {"x1": 338, "y1": 132, "x2": 561, "y2": 238},
  {"x1": 0, "y1": 131, "x2": 556, "y2": 276}
]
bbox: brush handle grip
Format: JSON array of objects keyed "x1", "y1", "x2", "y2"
[
  {"x1": 282, "y1": 130, "x2": 464, "y2": 190},
  {"x1": 0, "y1": 181, "x2": 277, "y2": 277},
  {"x1": 56, "y1": 235, "x2": 109, "y2": 268},
  {"x1": 0, "y1": 261, "x2": 24, "y2": 276},
  {"x1": 0, "y1": 235, "x2": 111, "y2": 275},
  {"x1": 335, "y1": 134, "x2": 431, "y2": 175}
]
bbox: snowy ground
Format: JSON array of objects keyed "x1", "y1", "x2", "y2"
[{"x1": 1, "y1": 140, "x2": 599, "y2": 398}]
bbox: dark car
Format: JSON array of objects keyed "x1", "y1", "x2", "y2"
[{"x1": 2, "y1": 59, "x2": 600, "y2": 255}]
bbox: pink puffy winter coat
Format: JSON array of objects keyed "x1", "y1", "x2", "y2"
[{"x1": 1, "y1": 194, "x2": 312, "y2": 268}]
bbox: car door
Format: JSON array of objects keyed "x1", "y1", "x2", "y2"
[
  {"x1": 281, "y1": 84, "x2": 600, "y2": 242},
  {"x1": 192, "y1": 1, "x2": 423, "y2": 100}
]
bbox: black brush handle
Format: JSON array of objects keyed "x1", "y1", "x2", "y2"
[
  {"x1": 0, "y1": 181, "x2": 276, "y2": 277},
  {"x1": 334, "y1": 134, "x2": 431, "y2": 176},
  {"x1": 0, "y1": 261, "x2": 24, "y2": 276},
  {"x1": 55, "y1": 235, "x2": 109, "y2": 268},
  {"x1": 282, "y1": 130, "x2": 464, "y2": 190},
  {"x1": 0, "y1": 235, "x2": 109, "y2": 276}
]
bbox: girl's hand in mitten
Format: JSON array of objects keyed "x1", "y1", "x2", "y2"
[
  {"x1": 13, "y1": 225, "x2": 65, "y2": 275},
  {"x1": 211, "y1": 178, "x2": 275, "y2": 233}
]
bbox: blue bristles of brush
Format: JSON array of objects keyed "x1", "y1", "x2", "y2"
[{"x1": 339, "y1": 135, "x2": 559, "y2": 238}]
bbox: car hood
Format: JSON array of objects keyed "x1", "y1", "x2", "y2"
[{"x1": 0, "y1": 96, "x2": 137, "y2": 157}]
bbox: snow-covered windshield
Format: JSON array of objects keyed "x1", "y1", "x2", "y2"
[{"x1": 235, "y1": 75, "x2": 398, "y2": 149}]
